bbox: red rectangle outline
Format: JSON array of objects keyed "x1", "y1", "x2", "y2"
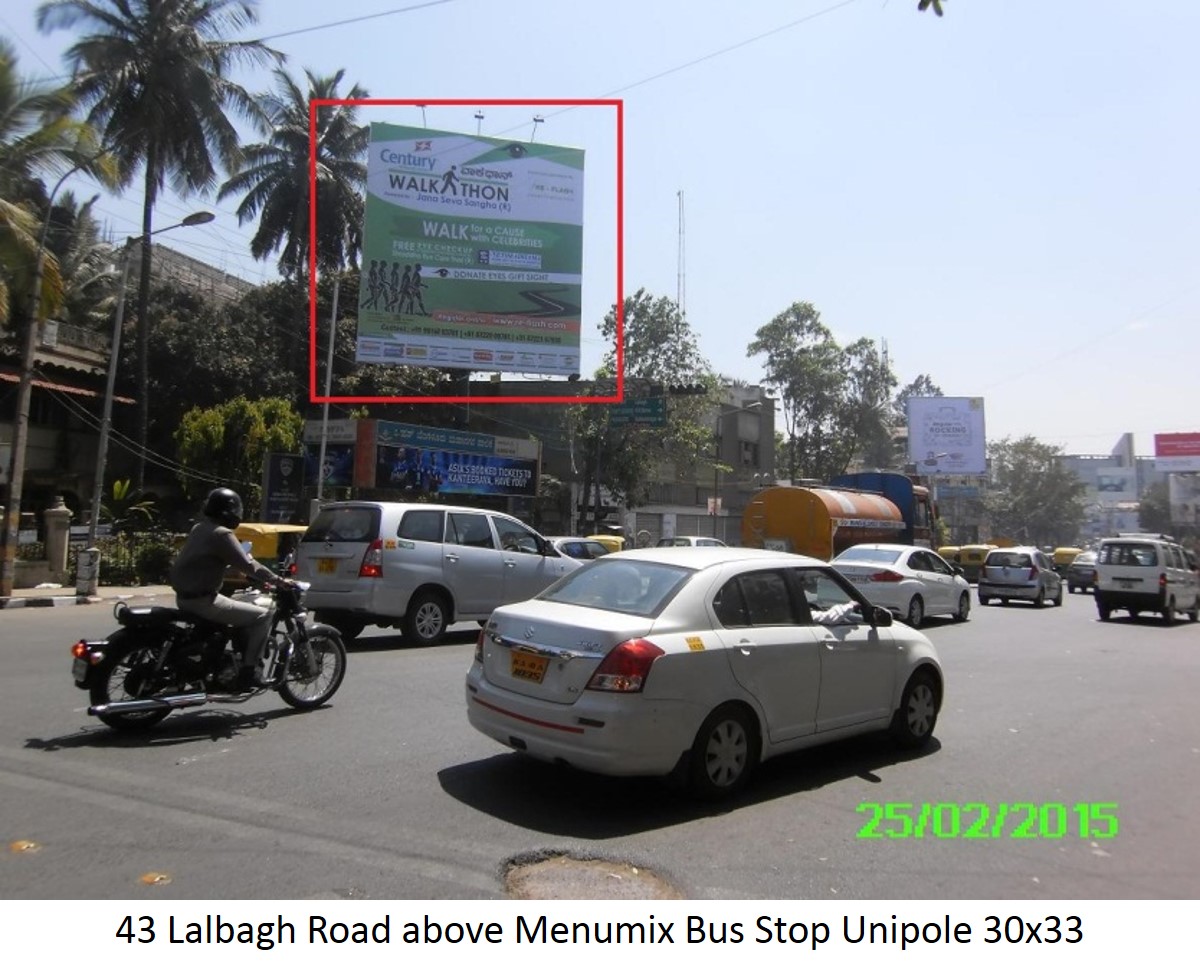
[{"x1": 308, "y1": 98, "x2": 623, "y2": 405}]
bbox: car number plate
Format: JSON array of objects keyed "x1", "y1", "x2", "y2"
[
  {"x1": 71, "y1": 658, "x2": 88, "y2": 681},
  {"x1": 1119, "y1": 580, "x2": 1135, "y2": 590},
  {"x1": 510, "y1": 647, "x2": 549, "y2": 684},
  {"x1": 317, "y1": 558, "x2": 338, "y2": 574}
]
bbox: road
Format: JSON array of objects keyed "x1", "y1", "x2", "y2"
[{"x1": 2, "y1": 591, "x2": 1198, "y2": 900}]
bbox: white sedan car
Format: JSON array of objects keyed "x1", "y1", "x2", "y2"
[
  {"x1": 465, "y1": 548, "x2": 944, "y2": 799},
  {"x1": 832, "y1": 543, "x2": 971, "y2": 628}
]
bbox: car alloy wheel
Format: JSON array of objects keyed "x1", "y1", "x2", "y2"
[
  {"x1": 892, "y1": 670, "x2": 939, "y2": 748},
  {"x1": 689, "y1": 704, "x2": 757, "y2": 799},
  {"x1": 907, "y1": 595, "x2": 925, "y2": 629}
]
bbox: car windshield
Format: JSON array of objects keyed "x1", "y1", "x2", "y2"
[
  {"x1": 1099, "y1": 542, "x2": 1157, "y2": 566},
  {"x1": 540, "y1": 560, "x2": 692, "y2": 617},
  {"x1": 837, "y1": 546, "x2": 904, "y2": 564}
]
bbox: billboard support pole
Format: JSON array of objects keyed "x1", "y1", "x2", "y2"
[{"x1": 313, "y1": 276, "x2": 340, "y2": 518}]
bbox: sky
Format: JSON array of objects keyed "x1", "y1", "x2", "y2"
[{"x1": 4, "y1": 0, "x2": 1197, "y2": 458}]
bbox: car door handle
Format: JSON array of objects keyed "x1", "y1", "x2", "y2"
[
  {"x1": 503, "y1": 558, "x2": 517, "y2": 567},
  {"x1": 736, "y1": 640, "x2": 756, "y2": 656},
  {"x1": 446, "y1": 553, "x2": 459, "y2": 563}
]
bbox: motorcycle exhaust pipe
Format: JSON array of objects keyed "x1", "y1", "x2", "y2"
[{"x1": 88, "y1": 692, "x2": 210, "y2": 717}]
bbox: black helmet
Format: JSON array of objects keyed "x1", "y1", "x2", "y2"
[{"x1": 202, "y1": 488, "x2": 243, "y2": 529}]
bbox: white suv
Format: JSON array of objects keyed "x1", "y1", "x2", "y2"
[
  {"x1": 294, "y1": 502, "x2": 582, "y2": 644},
  {"x1": 1093, "y1": 533, "x2": 1200, "y2": 624}
]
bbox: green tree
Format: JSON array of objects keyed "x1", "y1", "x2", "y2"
[
  {"x1": 38, "y1": 0, "x2": 281, "y2": 489},
  {"x1": 984, "y1": 436, "x2": 1087, "y2": 545},
  {"x1": 219, "y1": 66, "x2": 369, "y2": 279},
  {"x1": 174, "y1": 395, "x2": 302, "y2": 516},
  {"x1": 1138, "y1": 481, "x2": 1171, "y2": 536},
  {"x1": 570, "y1": 290, "x2": 717, "y2": 518},
  {"x1": 747, "y1": 301, "x2": 895, "y2": 482},
  {"x1": 0, "y1": 37, "x2": 113, "y2": 324}
]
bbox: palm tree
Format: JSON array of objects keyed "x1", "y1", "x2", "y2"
[
  {"x1": 219, "y1": 66, "x2": 369, "y2": 279},
  {"x1": 37, "y1": 0, "x2": 281, "y2": 490},
  {"x1": 0, "y1": 37, "x2": 110, "y2": 325}
]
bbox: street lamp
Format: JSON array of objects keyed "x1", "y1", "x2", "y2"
[
  {"x1": 712, "y1": 401, "x2": 762, "y2": 537},
  {"x1": 85, "y1": 210, "x2": 215, "y2": 550}
]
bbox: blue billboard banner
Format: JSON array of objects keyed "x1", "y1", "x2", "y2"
[
  {"x1": 303, "y1": 444, "x2": 356, "y2": 488},
  {"x1": 376, "y1": 445, "x2": 537, "y2": 497}
]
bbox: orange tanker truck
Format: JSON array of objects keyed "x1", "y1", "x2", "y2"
[{"x1": 740, "y1": 485, "x2": 908, "y2": 560}]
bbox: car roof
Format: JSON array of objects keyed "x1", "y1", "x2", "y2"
[
  {"x1": 607, "y1": 546, "x2": 828, "y2": 571},
  {"x1": 318, "y1": 500, "x2": 513, "y2": 518}
]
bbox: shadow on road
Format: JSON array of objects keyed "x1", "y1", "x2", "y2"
[
  {"x1": 24, "y1": 703, "x2": 331, "y2": 752},
  {"x1": 438, "y1": 734, "x2": 940, "y2": 839}
]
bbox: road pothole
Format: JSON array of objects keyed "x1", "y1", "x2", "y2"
[{"x1": 504, "y1": 852, "x2": 684, "y2": 900}]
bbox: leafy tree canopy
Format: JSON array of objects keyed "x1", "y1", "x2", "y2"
[{"x1": 983, "y1": 436, "x2": 1087, "y2": 546}]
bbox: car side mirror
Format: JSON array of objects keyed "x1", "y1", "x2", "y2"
[
  {"x1": 953, "y1": 563, "x2": 965, "y2": 576},
  {"x1": 870, "y1": 606, "x2": 893, "y2": 628}
]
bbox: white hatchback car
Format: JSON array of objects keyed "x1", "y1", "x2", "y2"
[
  {"x1": 832, "y1": 543, "x2": 971, "y2": 627},
  {"x1": 466, "y1": 548, "x2": 944, "y2": 798}
]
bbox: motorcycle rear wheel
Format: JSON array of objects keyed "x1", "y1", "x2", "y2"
[
  {"x1": 278, "y1": 626, "x2": 346, "y2": 710},
  {"x1": 89, "y1": 632, "x2": 172, "y2": 731}
]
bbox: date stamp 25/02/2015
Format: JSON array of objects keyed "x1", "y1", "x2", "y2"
[{"x1": 856, "y1": 802, "x2": 1119, "y2": 840}]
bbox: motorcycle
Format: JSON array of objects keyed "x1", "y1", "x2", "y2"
[{"x1": 71, "y1": 581, "x2": 347, "y2": 731}]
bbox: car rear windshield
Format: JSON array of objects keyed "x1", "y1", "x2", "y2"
[
  {"x1": 986, "y1": 551, "x2": 1032, "y2": 568},
  {"x1": 837, "y1": 546, "x2": 903, "y2": 564},
  {"x1": 1098, "y1": 542, "x2": 1157, "y2": 567},
  {"x1": 302, "y1": 507, "x2": 381, "y2": 543},
  {"x1": 540, "y1": 560, "x2": 692, "y2": 618}
]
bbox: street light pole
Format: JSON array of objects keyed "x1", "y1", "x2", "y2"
[{"x1": 84, "y1": 211, "x2": 215, "y2": 550}]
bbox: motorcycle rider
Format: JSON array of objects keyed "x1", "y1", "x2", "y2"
[{"x1": 170, "y1": 488, "x2": 286, "y2": 686}]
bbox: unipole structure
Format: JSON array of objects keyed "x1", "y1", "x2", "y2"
[{"x1": 314, "y1": 276, "x2": 340, "y2": 511}]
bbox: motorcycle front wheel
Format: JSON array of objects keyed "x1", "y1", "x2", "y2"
[
  {"x1": 278, "y1": 625, "x2": 347, "y2": 710},
  {"x1": 89, "y1": 631, "x2": 172, "y2": 731}
]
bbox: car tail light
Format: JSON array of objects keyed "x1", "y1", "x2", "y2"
[
  {"x1": 1159, "y1": 573, "x2": 1168, "y2": 590},
  {"x1": 474, "y1": 630, "x2": 485, "y2": 663},
  {"x1": 71, "y1": 641, "x2": 87, "y2": 660},
  {"x1": 1028, "y1": 566, "x2": 1038, "y2": 581},
  {"x1": 586, "y1": 638, "x2": 666, "y2": 693},
  {"x1": 287, "y1": 562, "x2": 297, "y2": 576},
  {"x1": 870, "y1": 570, "x2": 905, "y2": 583},
  {"x1": 358, "y1": 540, "x2": 384, "y2": 578}
]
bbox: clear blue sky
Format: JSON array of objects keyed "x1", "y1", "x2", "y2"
[{"x1": 5, "y1": 0, "x2": 1197, "y2": 457}]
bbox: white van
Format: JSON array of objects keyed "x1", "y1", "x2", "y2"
[
  {"x1": 294, "y1": 502, "x2": 582, "y2": 644},
  {"x1": 1093, "y1": 533, "x2": 1199, "y2": 624}
]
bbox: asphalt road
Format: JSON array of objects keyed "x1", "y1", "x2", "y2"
[{"x1": 2, "y1": 590, "x2": 1198, "y2": 900}]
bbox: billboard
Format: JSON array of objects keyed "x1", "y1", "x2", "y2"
[
  {"x1": 302, "y1": 419, "x2": 359, "y2": 488},
  {"x1": 260, "y1": 453, "x2": 305, "y2": 522},
  {"x1": 906, "y1": 397, "x2": 987, "y2": 475},
  {"x1": 1096, "y1": 466, "x2": 1137, "y2": 504},
  {"x1": 1155, "y1": 432, "x2": 1200, "y2": 472},
  {"x1": 368, "y1": 421, "x2": 539, "y2": 497},
  {"x1": 1168, "y1": 473, "x2": 1200, "y2": 526},
  {"x1": 356, "y1": 123, "x2": 584, "y2": 376}
]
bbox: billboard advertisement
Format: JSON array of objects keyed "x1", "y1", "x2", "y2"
[
  {"x1": 906, "y1": 397, "x2": 987, "y2": 475},
  {"x1": 1155, "y1": 432, "x2": 1200, "y2": 472},
  {"x1": 302, "y1": 419, "x2": 359, "y2": 489},
  {"x1": 356, "y1": 123, "x2": 584, "y2": 376},
  {"x1": 1168, "y1": 473, "x2": 1200, "y2": 526},
  {"x1": 260, "y1": 453, "x2": 305, "y2": 522},
  {"x1": 1096, "y1": 466, "x2": 1137, "y2": 503},
  {"x1": 369, "y1": 421, "x2": 540, "y2": 497}
]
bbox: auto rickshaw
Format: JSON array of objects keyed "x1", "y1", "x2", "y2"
[
  {"x1": 222, "y1": 522, "x2": 308, "y2": 594},
  {"x1": 957, "y1": 544, "x2": 996, "y2": 584}
]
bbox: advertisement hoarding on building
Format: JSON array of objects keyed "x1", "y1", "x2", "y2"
[
  {"x1": 355, "y1": 123, "x2": 584, "y2": 377},
  {"x1": 1154, "y1": 432, "x2": 1200, "y2": 472},
  {"x1": 906, "y1": 397, "x2": 987, "y2": 475},
  {"x1": 1168, "y1": 473, "x2": 1200, "y2": 526},
  {"x1": 369, "y1": 421, "x2": 539, "y2": 497},
  {"x1": 1096, "y1": 466, "x2": 1137, "y2": 504}
]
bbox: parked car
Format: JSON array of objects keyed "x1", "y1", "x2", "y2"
[
  {"x1": 294, "y1": 502, "x2": 581, "y2": 643},
  {"x1": 832, "y1": 543, "x2": 971, "y2": 627},
  {"x1": 656, "y1": 535, "x2": 727, "y2": 547},
  {"x1": 549, "y1": 536, "x2": 611, "y2": 561},
  {"x1": 1093, "y1": 533, "x2": 1199, "y2": 623},
  {"x1": 977, "y1": 547, "x2": 1064, "y2": 608},
  {"x1": 465, "y1": 547, "x2": 944, "y2": 798},
  {"x1": 1065, "y1": 550, "x2": 1097, "y2": 594}
]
